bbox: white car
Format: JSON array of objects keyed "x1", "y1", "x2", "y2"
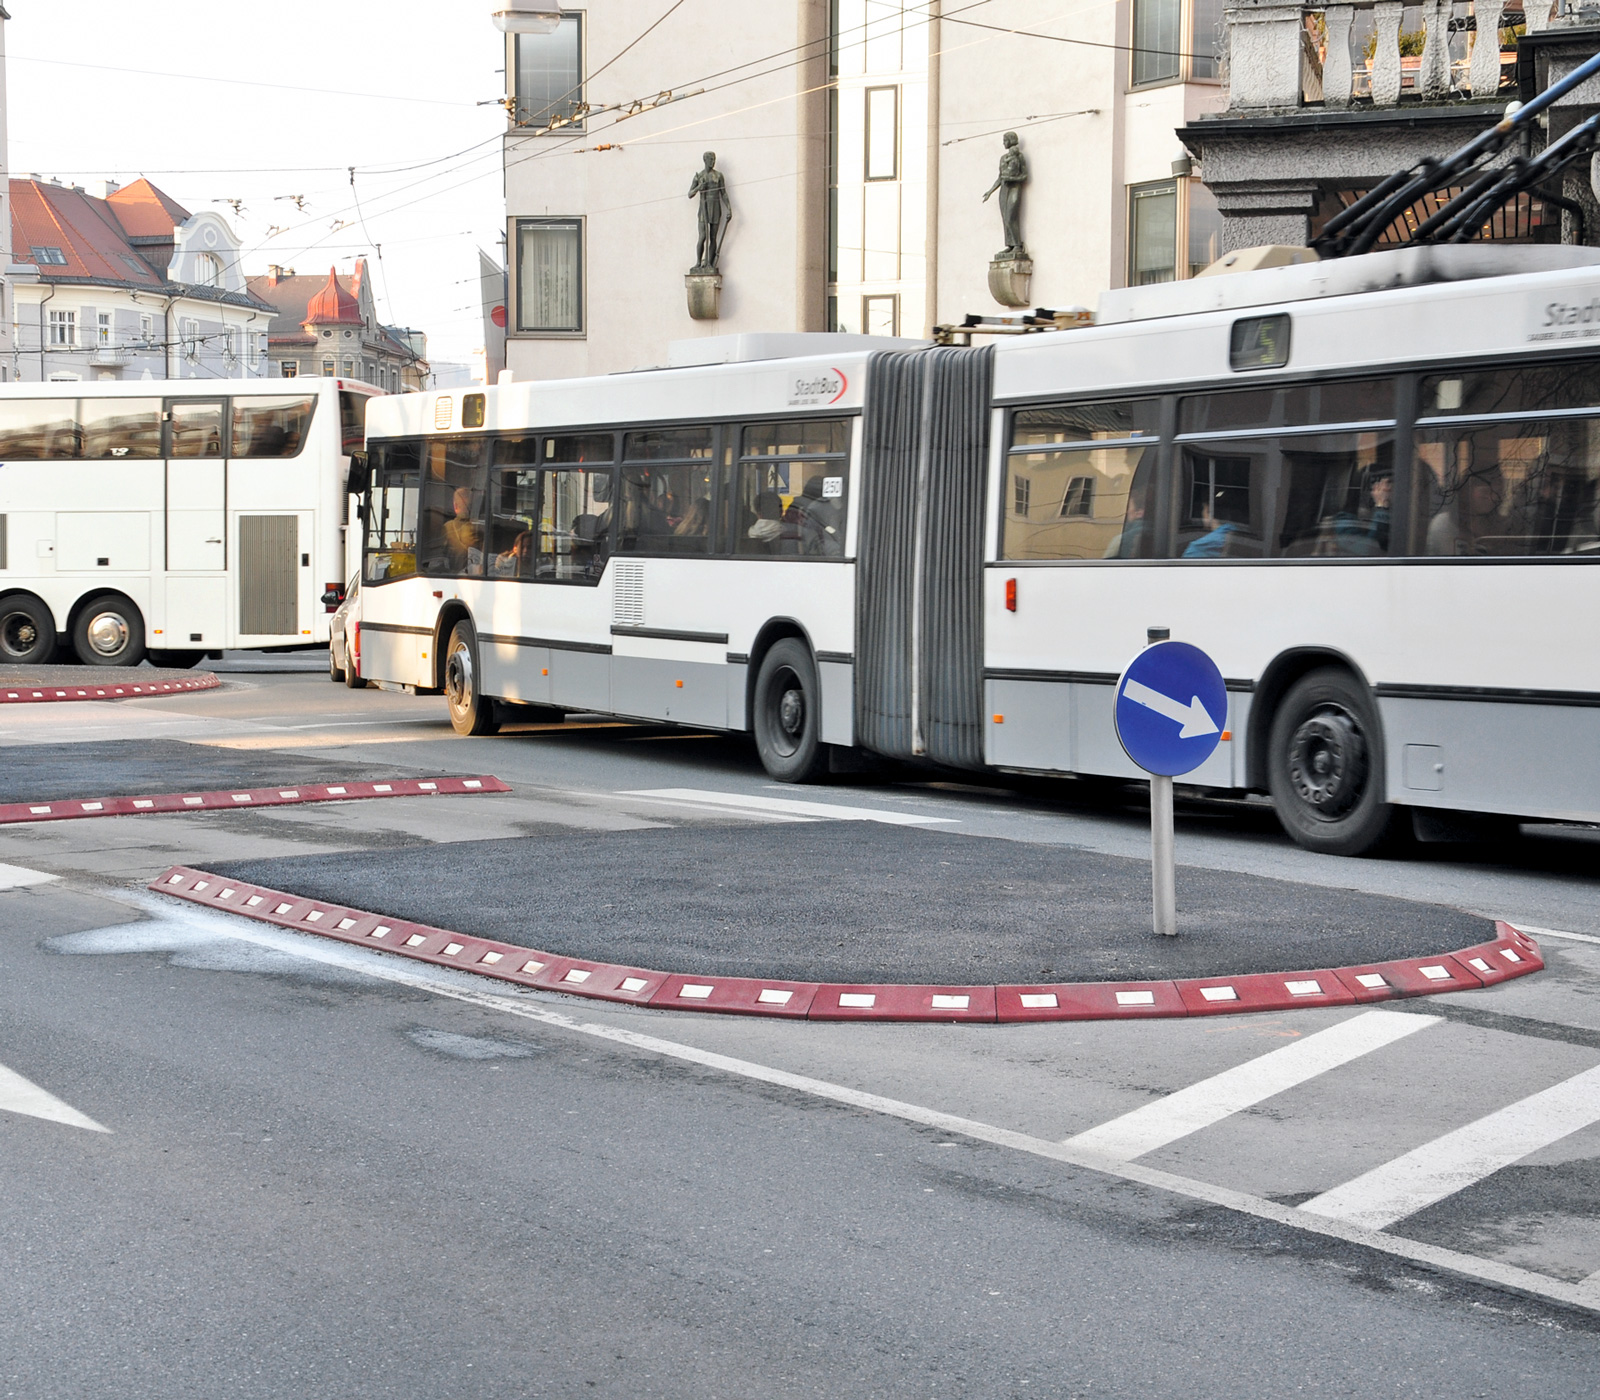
[{"x1": 325, "y1": 575, "x2": 366, "y2": 689}]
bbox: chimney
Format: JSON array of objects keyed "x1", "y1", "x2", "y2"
[{"x1": 91, "y1": 179, "x2": 121, "y2": 200}]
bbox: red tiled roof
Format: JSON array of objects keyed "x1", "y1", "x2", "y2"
[
  {"x1": 304, "y1": 266, "x2": 362, "y2": 325},
  {"x1": 11, "y1": 179, "x2": 166, "y2": 286},
  {"x1": 105, "y1": 177, "x2": 191, "y2": 237}
]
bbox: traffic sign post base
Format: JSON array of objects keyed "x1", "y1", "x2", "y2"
[{"x1": 1150, "y1": 774, "x2": 1177, "y2": 936}]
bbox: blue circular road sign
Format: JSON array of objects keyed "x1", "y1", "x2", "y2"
[{"x1": 1114, "y1": 641, "x2": 1228, "y2": 777}]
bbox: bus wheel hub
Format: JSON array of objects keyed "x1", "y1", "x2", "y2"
[
  {"x1": 1288, "y1": 711, "x2": 1365, "y2": 816},
  {"x1": 779, "y1": 687, "x2": 805, "y2": 736},
  {"x1": 87, "y1": 612, "x2": 128, "y2": 657},
  {"x1": 446, "y1": 650, "x2": 471, "y2": 706}
]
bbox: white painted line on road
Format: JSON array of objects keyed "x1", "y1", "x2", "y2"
[
  {"x1": 120, "y1": 892, "x2": 1600, "y2": 1316},
  {"x1": 1510, "y1": 922, "x2": 1600, "y2": 947},
  {"x1": 0, "y1": 1059, "x2": 109, "y2": 1133},
  {"x1": 620, "y1": 788, "x2": 960, "y2": 826},
  {"x1": 1300, "y1": 1062, "x2": 1600, "y2": 1231},
  {"x1": 0, "y1": 863, "x2": 58, "y2": 891},
  {"x1": 1065, "y1": 1010, "x2": 1438, "y2": 1163}
]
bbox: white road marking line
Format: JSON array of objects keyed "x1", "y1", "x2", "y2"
[
  {"x1": 620, "y1": 788, "x2": 959, "y2": 826},
  {"x1": 0, "y1": 863, "x2": 59, "y2": 891},
  {"x1": 600, "y1": 793, "x2": 819, "y2": 824},
  {"x1": 1578, "y1": 1267, "x2": 1600, "y2": 1308},
  {"x1": 1301, "y1": 1062, "x2": 1600, "y2": 1231},
  {"x1": 118, "y1": 893, "x2": 1600, "y2": 1315},
  {"x1": 0, "y1": 1059, "x2": 109, "y2": 1133},
  {"x1": 1064, "y1": 1010, "x2": 1438, "y2": 1161},
  {"x1": 1509, "y1": 922, "x2": 1600, "y2": 947}
]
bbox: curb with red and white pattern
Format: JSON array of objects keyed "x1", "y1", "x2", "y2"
[
  {"x1": 3, "y1": 777, "x2": 509, "y2": 826},
  {"x1": 149, "y1": 865, "x2": 1544, "y2": 1023},
  {"x1": 1, "y1": 674, "x2": 220, "y2": 703}
]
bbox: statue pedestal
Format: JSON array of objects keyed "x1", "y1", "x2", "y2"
[
  {"x1": 988, "y1": 256, "x2": 1032, "y2": 308},
  {"x1": 685, "y1": 272, "x2": 722, "y2": 320}
]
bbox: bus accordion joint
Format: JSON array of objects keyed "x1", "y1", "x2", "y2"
[{"x1": 1005, "y1": 578, "x2": 1017, "y2": 612}]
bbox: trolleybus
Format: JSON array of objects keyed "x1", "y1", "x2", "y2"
[
  {"x1": 354, "y1": 247, "x2": 1600, "y2": 855},
  {"x1": 0, "y1": 377, "x2": 376, "y2": 668}
]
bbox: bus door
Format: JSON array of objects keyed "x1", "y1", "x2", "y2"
[{"x1": 163, "y1": 398, "x2": 229, "y2": 649}]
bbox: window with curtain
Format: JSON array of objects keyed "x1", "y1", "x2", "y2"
[
  {"x1": 516, "y1": 219, "x2": 583, "y2": 333},
  {"x1": 515, "y1": 16, "x2": 583, "y2": 128},
  {"x1": 1129, "y1": 181, "x2": 1178, "y2": 286},
  {"x1": 1132, "y1": 0, "x2": 1182, "y2": 86}
]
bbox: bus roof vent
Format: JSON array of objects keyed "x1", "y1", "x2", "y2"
[
  {"x1": 664, "y1": 332, "x2": 927, "y2": 369},
  {"x1": 1095, "y1": 244, "x2": 1600, "y2": 325}
]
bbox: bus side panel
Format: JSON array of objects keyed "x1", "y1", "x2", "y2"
[
  {"x1": 1380, "y1": 697, "x2": 1600, "y2": 823},
  {"x1": 482, "y1": 637, "x2": 551, "y2": 704},
  {"x1": 358, "y1": 577, "x2": 434, "y2": 687},
  {"x1": 612, "y1": 652, "x2": 726, "y2": 727},
  {"x1": 550, "y1": 646, "x2": 611, "y2": 711},
  {"x1": 818, "y1": 660, "x2": 853, "y2": 747}
]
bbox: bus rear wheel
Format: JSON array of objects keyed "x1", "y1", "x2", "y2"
[
  {"x1": 753, "y1": 638, "x2": 827, "y2": 782},
  {"x1": 0, "y1": 594, "x2": 56, "y2": 665},
  {"x1": 444, "y1": 621, "x2": 498, "y2": 736},
  {"x1": 73, "y1": 596, "x2": 145, "y2": 668},
  {"x1": 1267, "y1": 666, "x2": 1396, "y2": 856}
]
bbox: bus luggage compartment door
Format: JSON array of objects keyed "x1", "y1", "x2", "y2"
[{"x1": 165, "y1": 459, "x2": 226, "y2": 571}]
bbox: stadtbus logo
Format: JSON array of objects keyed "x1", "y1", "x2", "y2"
[
  {"x1": 788, "y1": 368, "x2": 848, "y2": 406},
  {"x1": 1530, "y1": 296, "x2": 1600, "y2": 342}
]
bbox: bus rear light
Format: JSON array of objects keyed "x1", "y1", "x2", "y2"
[{"x1": 1005, "y1": 578, "x2": 1017, "y2": 611}]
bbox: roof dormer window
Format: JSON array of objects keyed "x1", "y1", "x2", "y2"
[
  {"x1": 195, "y1": 252, "x2": 223, "y2": 288},
  {"x1": 30, "y1": 246, "x2": 67, "y2": 265}
]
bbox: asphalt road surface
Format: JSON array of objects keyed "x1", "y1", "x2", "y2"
[{"x1": 3, "y1": 666, "x2": 1600, "y2": 1398}]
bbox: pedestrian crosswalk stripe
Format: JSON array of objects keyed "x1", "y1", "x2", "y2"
[
  {"x1": 1063, "y1": 1009, "x2": 1438, "y2": 1162},
  {"x1": 1300, "y1": 1061, "x2": 1600, "y2": 1231},
  {"x1": 620, "y1": 788, "x2": 959, "y2": 826}
]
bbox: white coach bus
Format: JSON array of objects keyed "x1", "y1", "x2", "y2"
[
  {"x1": 0, "y1": 378, "x2": 376, "y2": 668},
  {"x1": 355, "y1": 247, "x2": 1600, "y2": 856}
]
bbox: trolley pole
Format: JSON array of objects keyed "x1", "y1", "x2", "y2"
[{"x1": 1144, "y1": 627, "x2": 1177, "y2": 937}]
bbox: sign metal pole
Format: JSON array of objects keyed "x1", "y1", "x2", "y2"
[{"x1": 1143, "y1": 627, "x2": 1177, "y2": 936}]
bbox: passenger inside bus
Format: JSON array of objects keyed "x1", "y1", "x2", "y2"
[
  {"x1": 747, "y1": 491, "x2": 784, "y2": 547},
  {"x1": 1182, "y1": 487, "x2": 1252, "y2": 558}
]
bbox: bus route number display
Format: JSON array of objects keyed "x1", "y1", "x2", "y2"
[{"x1": 1113, "y1": 641, "x2": 1227, "y2": 777}]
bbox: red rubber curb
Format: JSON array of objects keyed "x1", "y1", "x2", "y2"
[
  {"x1": 148, "y1": 865, "x2": 1545, "y2": 1023},
  {"x1": 0, "y1": 674, "x2": 220, "y2": 703},
  {"x1": 3, "y1": 777, "x2": 510, "y2": 826}
]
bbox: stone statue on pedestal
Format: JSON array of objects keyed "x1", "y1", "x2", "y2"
[
  {"x1": 983, "y1": 131, "x2": 1028, "y2": 260},
  {"x1": 688, "y1": 152, "x2": 732, "y2": 274}
]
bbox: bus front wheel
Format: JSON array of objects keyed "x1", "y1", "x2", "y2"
[
  {"x1": 73, "y1": 596, "x2": 145, "y2": 668},
  {"x1": 753, "y1": 638, "x2": 827, "y2": 783},
  {"x1": 1267, "y1": 667, "x2": 1397, "y2": 857},
  {"x1": 444, "y1": 621, "x2": 498, "y2": 736},
  {"x1": 0, "y1": 594, "x2": 57, "y2": 665}
]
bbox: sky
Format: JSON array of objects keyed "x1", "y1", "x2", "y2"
[{"x1": 4, "y1": 0, "x2": 508, "y2": 369}]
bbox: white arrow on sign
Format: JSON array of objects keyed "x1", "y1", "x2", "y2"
[{"x1": 1122, "y1": 678, "x2": 1220, "y2": 739}]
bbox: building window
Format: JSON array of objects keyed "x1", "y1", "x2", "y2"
[
  {"x1": 1129, "y1": 180, "x2": 1178, "y2": 286},
  {"x1": 1191, "y1": 0, "x2": 1223, "y2": 81},
  {"x1": 1059, "y1": 477, "x2": 1096, "y2": 517},
  {"x1": 139, "y1": 313, "x2": 153, "y2": 344},
  {"x1": 322, "y1": 358, "x2": 335, "y2": 376},
  {"x1": 195, "y1": 253, "x2": 223, "y2": 288},
  {"x1": 30, "y1": 246, "x2": 67, "y2": 265},
  {"x1": 225, "y1": 328, "x2": 240, "y2": 362},
  {"x1": 281, "y1": 361, "x2": 299, "y2": 378},
  {"x1": 48, "y1": 310, "x2": 76, "y2": 345},
  {"x1": 97, "y1": 313, "x2": 113, "y2": 346},
  {"x1": 1131, "y1": 0, "x2": 1181, "y2": 87},
  {"x1": 863, "y1": 294, "x2": 899, "y2": 338},
  {"x1": 514, "y1": 15, "x2": 583, "y2": 129},
  {"x1": 515, "y1": 218, "x2": 583, "y2": 333},
  {"x1": 864, "y1": 86, "x2": 899, "y2": 182},
  {"x1": 181, "y1": 318, "x2": 201, "y2": 359},
  {"x1": 1013, "y1": 475, "x2": 1031, "y2": 517}
]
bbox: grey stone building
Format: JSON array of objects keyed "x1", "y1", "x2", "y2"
[
  {"x1": 247, "y1": 263, "x2": 427, "y2": 392},
  {"x1": 1181, "y1": 4, "x2": 1600, "y2": 254}
]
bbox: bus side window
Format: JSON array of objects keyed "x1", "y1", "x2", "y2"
[
  {"x1": 1175, "y1": 446, "x2": 1266, "y2": 559},
  {"x1": 1275, "y1": 433, "x2": 1394, "y2": 557},
  {"x1": 79, "y1": 398, "x2": 162, "y2": 459},
  {"x1": 734, "y1": 418, "x2": 850, "y2": 558},
  {"x1": 338, "y1": 391, "x2": 369, "y2": 454},
  {"x1": 364, "y1": 440, "x2": 421, "y2": 584},
  {"x1": 233, "y1": 396, "x2": 316, "y2": 458},
  {"x1": 416, "y1": 437, "x2": 488, "y2": 576},
  {"x1": 169, "y1": 401, "x2": 224, "y2": 458},
  {"x1": 0, "y1": 398, "x2": 80, "y2": 459}
]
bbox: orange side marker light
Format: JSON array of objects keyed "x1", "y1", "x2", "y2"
[
  {"x1": 993, "y1": 714, "x2": 1005, "y2": 724},
  {"x1": 1220, "y1": 730, "x2": 1232, "y2": 741}
]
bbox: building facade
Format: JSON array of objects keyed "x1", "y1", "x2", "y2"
[
  {"x1": 500, "y1": 0, "x2": 1229, "y2": 379},
  {"x1": 246, "y1": 262, "x2": 429, "y2": 391},
  {"x1": 0, "y1": 6, "x2": 15, "y2": 377},
  {"x1": 8, "y1": 176, "x2": 275, "y2": 382}
]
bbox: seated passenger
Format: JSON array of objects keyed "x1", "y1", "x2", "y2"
[
  {"x1": 1428, "y1": 464, "x2": 1505, "y2": 556},
  {"x1": 442, "y1": 487, "x2": 481, "y2": 570},
  {"x1": 790, "y1": 477, "x2": 842, "y2": 556},
  {"x1": 490, "y1": 530, "x2": 534, "y2": 576},
  {"x1": 1182, "y1": 489, "x2": 1246, "y2": 558},
  {"x1": 747, "y1": 491, "x2": 784, "y2": 547},
  {"x1": 674, "y1": 496, "x2": 710, "y2": 539}
]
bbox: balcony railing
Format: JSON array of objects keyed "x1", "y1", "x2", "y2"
[{"x1": 1226, "y1": 1, "x2": 1535, "y2": 111}]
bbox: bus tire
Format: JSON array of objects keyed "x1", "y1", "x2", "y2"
[
  {"x1": 344, "y1": 656, "x2": 368, "y2": 690},
  {"x1": 150, "y1": 648, "x2": 207, "y2": 669},
  {"x1": 1267, "y1": 666, "x2": 1396, "y2": 857},
  {"x1": 753, "y1": 638, "x2": 827, "y2": 783},
  {"x1": 444, "y1": 621, "x2": 498, "y2": 736},
  {"x1": 72, "y1": 595, "x2": 145, "y2": 668},
  {"x1": 0, "y1": 594, "x2": 57, "y2": 665}
]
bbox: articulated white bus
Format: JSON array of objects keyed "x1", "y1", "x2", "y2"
[
  {"x1": 0, "y1": 378, "x2": 376, "y2": 668},
  {"x1": 355, "y1": 247, "x2": 1600, "y2": 855}
]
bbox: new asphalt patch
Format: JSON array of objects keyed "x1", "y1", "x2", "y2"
[{"x1": 209, "y1": 823, "x2": 1493, "y2": 985}]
